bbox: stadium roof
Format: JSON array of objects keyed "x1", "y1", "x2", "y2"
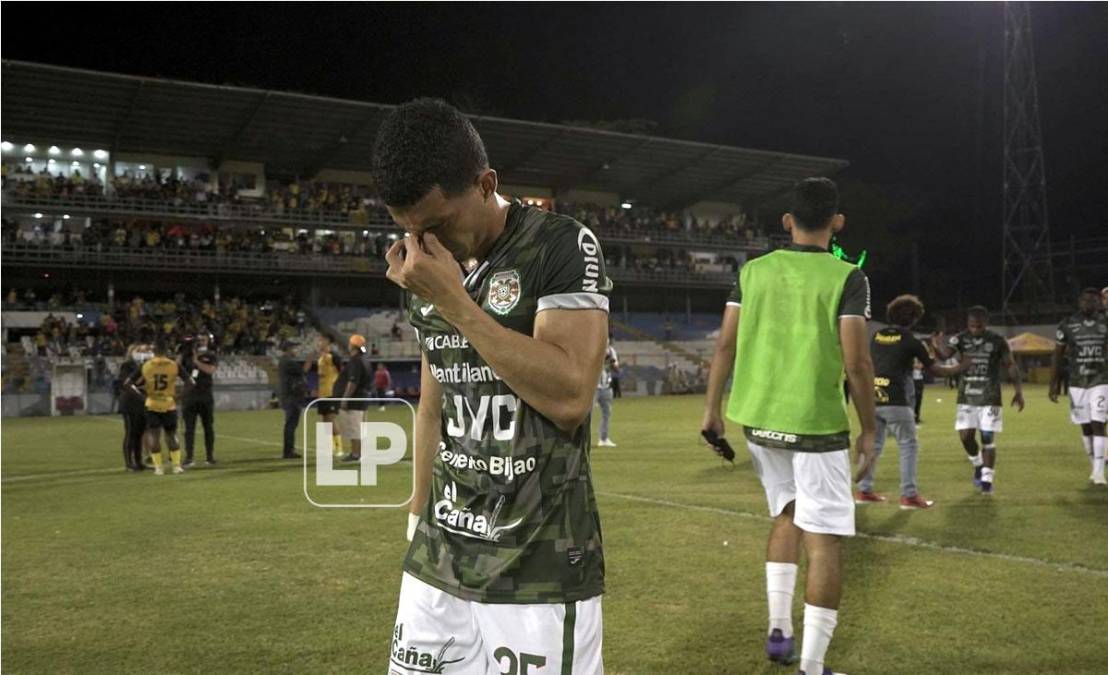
[{"x1": 1, "y1": 60, "x2": 848, "y2": 209}]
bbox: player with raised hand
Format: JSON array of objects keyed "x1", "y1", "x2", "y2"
[
  {"x1": 932, "y1": 306, "x2": 1025, "y2": 495},
  {"x1": 702, "y1": 177, "x2": 875, "y2": 675},
  {"x1": 1049, "y1": 288, "x2": 1107, "y2": 485},
  {"x1": 375, "y1": 98, "x2": 611, "y2": 674}
]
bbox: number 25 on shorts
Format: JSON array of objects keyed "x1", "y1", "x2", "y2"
[{"x1": 494, "y1": 647, "x2": 546, "y2": 675}]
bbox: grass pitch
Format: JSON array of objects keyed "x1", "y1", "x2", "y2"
[{"x1": 3, "y1": 385, "x2": 1106, "y2": 674}]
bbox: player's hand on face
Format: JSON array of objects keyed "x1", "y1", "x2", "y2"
[
  {"x1": 853, "y1": 430, "x2": 877, "y2": 484},
  {"x1": 1011, "y1": 391, "x2": 1025, "y2": 412},
  {"x1": 385, "y1": 233, "x2": 464, "y2": 307}
]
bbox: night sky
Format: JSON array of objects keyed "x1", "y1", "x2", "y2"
[{"x1": 3, "y1": 2, "x2": 1106, "y2": 307}]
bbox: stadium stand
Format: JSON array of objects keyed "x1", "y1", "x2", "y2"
[{"x1": 1, "y1": 60, "x2": 854, "y2": 415}]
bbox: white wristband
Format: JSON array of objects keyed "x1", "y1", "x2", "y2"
[{"x1": 406, "y1": 513, "x2": 420, "y2": 542}]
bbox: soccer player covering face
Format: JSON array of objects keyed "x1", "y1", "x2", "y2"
[
  {"x1": 856, "y1": 295, "x2": 969, "y2": 509},
  {"x1": 1049, "y1": 288, "x2": 1108, "y2": 485},
  {"x1": 702, "y1": 178, "x2": 876, "y2": 675},
  {"x1": 932, "y1": 306, "x2": 1024, "y2": 494},
  {"x1": 374, "y1": 99, "x2": 611, "y2": 675}
]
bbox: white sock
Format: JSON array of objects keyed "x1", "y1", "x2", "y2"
[
  {"x1": 981, "y1": 466, "x2": 995, "y2": 484},
  {"x1": 766, "y1": 562, "x2": 797, "y2": 637},
  {"x1": 1094, "y1": 437, "x2": 1106, "y2": 478},
  {"x1": 968, "y1": 453, "x2": 984, "y2": 467},
  {"x1": 800, "y1": 603, "x2": 838, "y2": 674}
]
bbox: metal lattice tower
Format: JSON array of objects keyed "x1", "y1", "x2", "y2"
[{"x1": 1001, "y1": 1, "x2": 1055, "y2": 322}]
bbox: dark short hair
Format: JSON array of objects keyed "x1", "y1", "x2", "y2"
[
  {"x1": 789, "y1": 177, "x2": 839, "y2": 232},
  {"x1": 886, "y1": 294, "x2": 925, "y2": 327},
  {"x1": 967, "y1": 305, "x2": 989, "y2": 321},
  {"x1": 372, "y1": 98, "x2": 489, "y2": 207}
]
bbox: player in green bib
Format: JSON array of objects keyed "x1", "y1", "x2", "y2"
[
  {"x1": 702, "y1": 178, "x2": 876, "y2": 675},
  {"x1": 1049, "y1": 288, "x2": 1108, "y2": 485},
  {"x1": 374, "y1": 99, "x2": 610, "y2": 674}
]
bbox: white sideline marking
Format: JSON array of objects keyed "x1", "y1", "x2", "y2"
[
  {"x1": 6, "y1": 418, "x2": 1106, "y2": 577},
  {"x1": 2, "y1": 418, "x2": 290, "y2": 483},
  {"x1": 597, "y1": 491, "x2": 1108, "y2": 578}
]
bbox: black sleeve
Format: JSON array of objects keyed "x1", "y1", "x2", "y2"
[
  {"x1": 726, "y1": 278, "x2": 741, "y2": 307},
  {"x1": 203, "y1": 353, "x2": 218, "y2": 367},
  {"x1": 997, "y1": 335, "x2": 1012, "y2": 361},
  {"x1": 837, "y1": 267, "x2": 871, "y2": 319},
  {"x1": 1055, "y1": 320, "x2": 1069, "y2": 346},
  {"x1": 536, "y1": 222, "x2": 611, "y2": 312},
  {"x1": 908, "y1": 334, "x2": 934, "y2": 369}
]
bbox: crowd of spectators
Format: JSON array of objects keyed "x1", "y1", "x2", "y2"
[
  {"x1": 267, "y1": 180, "x2": 384, "y2": 217},
  {"x1": 2, "y1": 217, "x2": 398, "y2": 259},
  {"x1": 4, "y1": 165, "x2": 760, "y2": 243},
  {"x1": 555, "y1": 202, "x2": 762, "y2": 244},
  {"x1": 604, "y1": 245, "x2": 741, "y2": 277},
  {"x1": 6, "y1": 290, "x2": 311, "y2": 360},
  {"x1": 2, "y1": 164, "x2": 105, "y2": 198},
  {"x1": 3, "y1": 164, "x2": 390, "y2": 220}
]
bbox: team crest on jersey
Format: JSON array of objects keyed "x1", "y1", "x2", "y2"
[{"x1": 487, "y1": 269, "x2": 522, "y2": 315}]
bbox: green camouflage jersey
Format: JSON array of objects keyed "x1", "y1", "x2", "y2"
[
  {"x1": 1056, "y1": 313, "x2": 1108, "y2": 388},
  {"x1": 404, "y1": 202, "x2": 612, "y2": 604},
  {"x1": 948, "y1": 330, "x2": 1012, "y2": 406}
]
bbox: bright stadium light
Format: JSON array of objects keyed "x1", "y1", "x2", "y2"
[
  {"x1": 48, "y1": 159, "x2": 56, "y2": 165},
  {"x1": 621, "y1": 202, "x2": 633, "y2": 209},
  {"x1": 93, "y1": 149, "x2": 108, "y2": 159},
  {"x1": 0, "y1": 141, "x2": 13, "y2": 152},
  {"x1": 71, "y1": 148, "x2": 84, "y2": 157},
  {"x1": 25, "y1": 156, "x2": 33, "y2": 163},
  {"x1": 71, "y1": 161, "x2": 80, "y2": 167},
  {"x1": 93, "y1": 163, "x2": 100, "y2": 169},
  {"x1": 33, "y1": 213, "x2": 43, "y2": 219},
  {"x1": 49, "y1": 146, "x2": 61, "y2": 155},
  {"x1": 139, "y1": 164, "x2": 146, "y2": 170},
  {"x1": 23, "y1": 144, "x2": 36, "y2": 153},
  {"x1": 63, "y1": 214, "x2": 71, "y2": 220}
]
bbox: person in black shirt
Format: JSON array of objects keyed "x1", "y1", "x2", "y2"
[
  {"x1": 277, "y1": 341, "x2": 307, "y2": 459},
  {"x1": 116, "y1": 343, "x2": 149, "y2": 471},
  {"x1": 336, "y1": 334, "x2": 372, "y2": 462},
  {"x1": 180, "y1": 333, "x2": 219, "y2": 466},
  {"x1": 857, "y1": 295, "x2": 967, "y2": 508}
]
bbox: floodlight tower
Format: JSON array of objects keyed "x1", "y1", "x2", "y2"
[{"x1": 1001, "y1": 1, "x2": 1055, "y2": 323}]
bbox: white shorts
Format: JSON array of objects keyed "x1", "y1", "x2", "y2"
[
  {"x1": 1069, "y1": 385, "x2": 1108, "y2": 425},
  {"x1": 337, "y1": 408, "x2": 364, "y2": 440},
  {"x1": 955, "y1": 405, "x2": 1003, "y2": 433},
  {"x1": 745, "y1": 442, "x2": 855, "y2": 536},
  {"x1": 390, "y1": 573, "x2": 603, "y2": 675}
]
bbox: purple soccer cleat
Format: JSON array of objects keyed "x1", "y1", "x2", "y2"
[{"x1": 766, "y1": 629, "x2": 797, "y2": 664}]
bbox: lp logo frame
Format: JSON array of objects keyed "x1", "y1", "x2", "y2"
[{"x1": 301, "y1": 397, "x2": 416, "y2": 508}]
